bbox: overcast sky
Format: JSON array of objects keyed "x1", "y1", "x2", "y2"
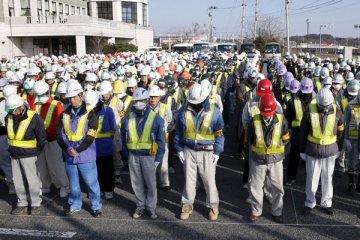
[{"x1": 149, "y1": 0, "x2": 360, "y2": 38}]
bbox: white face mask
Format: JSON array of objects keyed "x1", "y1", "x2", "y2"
[
  {"x1": 133, "y1": 101, "x2": 147, "y2": 111},
  {"x1": 332, "y1": 84, "x2": 342, "y2": 91},
  {"x1": 39, "y1": 96, "x2": 49, "y2": 104},
  {"x1": 85, "y1": 84, "x2": 95, "y2": 90}
]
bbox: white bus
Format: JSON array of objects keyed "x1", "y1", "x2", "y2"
[
  {"x1": 215, "y1": 43, "x2": 238, "y2": 53},
  {"x1": 264, "y1": 42, "x2": 281, "y2": 61},
  {"x1": 172, "y1": 43, "x2": 194, "y2": 53}
]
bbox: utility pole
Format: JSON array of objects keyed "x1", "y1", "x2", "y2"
[
  {"x1": 254, "y1": 0, "x2": 258, "y2": 40},
  {"x1": 285, "y1": 0, "x2": 291, "y2": 53},
  {"x1": 240, "y1": 0, "x2": 246, "y2": 44},
  {"x1": 208, "y1": 6, "x2": 216, "y2": 43},
  {"x1": 306, "y1": 19, "x2": 310, "y2": 49},
  {"x1": 319, "y1": 24, "x2": 326, "y2": 54},
  {"x1": 168, "y1": 33, "x2": 171, "y2": 51}
]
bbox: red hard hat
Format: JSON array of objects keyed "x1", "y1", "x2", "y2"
[
  {"x1": 256, "y1": 79, "x2": 272, "y2": 97},
  {"x1": 259, "y1": 94, "x2": 276, "y2": 117}
]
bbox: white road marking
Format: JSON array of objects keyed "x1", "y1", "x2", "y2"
[{"x1": 0, "y1": 228, "x2": 76, "y2": 238}]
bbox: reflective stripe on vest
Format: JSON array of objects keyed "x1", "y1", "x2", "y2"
[
  {"x1": 291, "y1": 98, "x2": 303, "y2": 127},
  {"x1": 62, "y1": 108, "x2": 90, "y2": 142},
  {"x1": 250, "y1": 114, "x2": 285, "y2": 155},
  {"x1": 96, "y1": 115, "x2": 113, "y2": 139},
  {"x1": 348, "y1": 103, "x2": 360, "y2": 139},
  {"x1": 123, "y1": 95, "x2": 132, "y2": 112},
  {"x1": 307, "y1": 99, "x2": 337, "y2": 145},
  {"x1": 209, "y1": 87, "x2": 217, "y2": 105},
  {"x1": 216, "y1": 72, "x2": 228, "y2": 88},
  {"x1": 314, "y1": 78, "x2": 321, "y2": 92},
  {"x1": 36, "y1": 100, "x2": 59, "y2": 129},
  {"x1": 7, "y1": 110, "x2": 37, "y2": 148},
  {"x1": 245, "y1": 85, "x2": 253, "y2": 100},
  {"x1": 109, "y1": 97, "x2": 119, "y2": 111},
  {"x1": 341, "y1": 97, "x2": 348, "y2": 112},
  {"x1": 183, "y1": 105, "x2": 215, "y2": 141},
  {"x1": 127, "y1": 111, "x2": 156, "y2": 150},
  {"x1": 159, "y1": 103, "x2": 167, "y2": 118},
  {"x1": 249, "y1": 101, "x2": 260, "y2": 118},
  {"x1": 51, "y1": 82, "x2": 58, "y2": 96}
]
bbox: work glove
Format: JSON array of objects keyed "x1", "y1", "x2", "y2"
[
  {"x1": 300, "y1": 153, "x2": 306, "y2": 161},
  {"x1": 178, "y1": 151, "x2": 185, "y2": 164},
  {"x1": 213, "y1": 155, "x2": 220, "y2": 165},
  {"x1": 345, "y1": 140, "x2": 352, "y2": 152},
  {"x1": 154, "y1": 161, "x2": 160, "y2": 169}
]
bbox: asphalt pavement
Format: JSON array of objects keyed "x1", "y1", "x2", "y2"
[{"x1": 0, "y1": 113, "x2": 359, "y2": 240}]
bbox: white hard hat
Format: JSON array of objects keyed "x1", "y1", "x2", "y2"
[
  {"x1": 65, "y1": 81, "x2": 83, "y2": 98},
  {"x1": 322, "y1": 76, "x2": 332, "y2": 86},
  {"x1": 317, "y1": 88, "x2": 334, "y2": 106},
  {"x1": 148, "y1": 85, "x2": 161, "y2": 97},
  {"x1": 347, "y1": 79, "x2": 360, "y2": 96},
  {"x1": 98, "y1": 80, "x2": 113, "y2": 95},
  {"x1": 345, "y1": 72, "x2": 355, "y2": 82},
  {"x1": 16, "y1": 72, "x2": 24, "y2": 81},
  {"x1": 140, "y1": 68, "x2": 150, "y2": 76},
  {"x1": 84, "y1": 89, "x2": 99, "y2": 109},
  {"x1": 45, "y1": 72, "x2": 56, "y2": 80},
  {"x1": 8, "y1": 74, "x2": 21, "y2": 83},
  {"x1": 56, "y1": 82, "x2": 68, "y2": 95},
  {"x1": 23, "y1": 78, "x2": 35, "y2": 91},
  {"x1": 5, "y1": 94, "x2": 24, "y2": 110},
  {"x1": 257, "y1": 73, "x2": 266, "y2": 81},
  {"x1": 200, "y1": 79, "x2": 213, "y2": 95},
  {"x1": 175, "y1": 65, "x2": 183, "y2": 73},
  {"x1": 132, "y1": 88, "x2": 149, "y2": 101},
  {"x1": 0, "y1": 78, "x2": 8, "y2": 88},
  {"x1": 332, "y1": 73, "x2": 344, "y2": 84},
  {"x1": 34, "y1": 81, "x2": 50, "y2": 96},
  {"x1": 187, "y1": 82, "x2": 211, "y2": 105},
  {"x1": 85, "y1": 73, "x2": 98, "y2": 82},
  {"x1": 28, "y1": 68, "x2": 39, "y2": 76},
  {"x1": 101, "y1": 71, "x2": 112, "y2": 81},
  {"x1": 127, "y1": 78, "x2": 138, "y2": 88},
  {"x1": 3, "y1": 85, "x2": 18, "y2": 98},
  {"x1": 338, "y1": 54, "x2": 344, "y2": 59}
]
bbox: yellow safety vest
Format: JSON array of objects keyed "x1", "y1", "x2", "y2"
[
  {"x1": 341, "y1": 97, "x2": 348, "y2": 112},
  {"x1": 109, "y1": 97, "x2": 119, "y2": 111},
  {"x1": 173, "y1": 87, "x2": 182, "y2": 110},
  {"x1": 209, "y1": 86, "x2": 217, "y2": 105},
  {"x1": 123, "y1": 95, "x2": 132, "y2": 112},
  {"x1": 36, "y1": 100, "x2": 59, "y2": 129},
  {"x1": 314, "y1": 78, "x2": 321, "y2": 92},
  {"x1": 291, "y1": 98, "x2": 303, "y2": 127},
  {"x1": 7, "y1": 110, "x2": 37, "y2": 148},
  {"x1": 348, "y1": 103, "x2": 360, "y2": 139},
  {"x1": 96, "y1": 115, "x2": 114, "y2": 139},
  {"x1": 216, "y1": 72, "x2": 228, "y2": 89},
  {"x1": 251, "y1": 114, "x2": 285, "y2": 155},
  {"x1": 249, "y1": 101, "x2": 260, "y2": 118},
  {"x1": 62, "y1": 107, "x2": 91, "y2": 142},
  {"x1": 51, "y1": 82, "x2": 58, "y2": 96},
  {"x1": 158, "y1": 103, "x2": 170, "y2": 143},
  {"x1": 127, "y1": 110, "x2": 156, "y2": 150},
  {"x1": 307, "y1": 99, "x2": 337, "y2": 145},
  {"x1": 245, "y1": 85, "x2": 253, "y2": 100},
  {"x1": 183, "y1": 105, "x2": 215, "y2": 141}
]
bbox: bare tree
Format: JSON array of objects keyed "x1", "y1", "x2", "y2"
[
  {"x1": 246, "y1": 15, "x2": 285, "y2": 41},
  {"x1": 89, "y1": 32, "x2": 107, "y2": 54}
]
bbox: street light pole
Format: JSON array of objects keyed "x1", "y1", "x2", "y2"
[
  {"x1": 240, "y1": 0, "x2": 246, "y2": 44},
  {"x1": 306, "y1": 19, "x2": 310, "y2": 49},
  {"x1": 254, "y1": 0, "x2": 258, "y2": 40},
  {"x1": 285, "y1": 0, "x2": 291, "y2": 53},
  {"x1": 319, "y1": 24, "x2": 326, "y2": 54}
]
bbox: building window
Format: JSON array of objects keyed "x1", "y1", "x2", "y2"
[
  {"x1": 37, "y1": 0, "x2": 42, "y2": 16},
  {"x1": 20, "y1": 0, "x2": 31, "y2": 16},
  {"x1": 58, "y1": 3, "x2": 63, "y2": 20},
  {"x1": 77, "y1": 7, "x2": 80, "y2": 15},
  {"x1": 51, "y1": 1, "x2": 56, "y2": 14},
  {"x1": 65, "y1": 4, "x2": 69, "y2": 15},
  {"x1": 71, "y1": 6, "x2": 75, "y2": 15},
  {"x1": 8, "y1": 0, "x2": 15, "y2": 16},
  {"x1": 142, "y1": 3, "x2": 147, "y2": 26},
  {"x1": 45, "y1": 0, "x2": 49, "y2": 16},
  {"x1": 82, "y1": 8, "x2": 86, "y2": 15},
  {"x1": 97, "y1": 1, "x2": 113, "y2": 20},
  {"x1": 122, "y1": 1, "x2": 137, "y2": 24}
]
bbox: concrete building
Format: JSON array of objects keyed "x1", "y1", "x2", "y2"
[{"x1": 0, "y1": 0, "x2": 153, "y2": 57}]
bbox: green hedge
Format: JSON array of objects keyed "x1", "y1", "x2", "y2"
[{"x1": 102, "y1": 43, "x2": 138, "y2": 54}]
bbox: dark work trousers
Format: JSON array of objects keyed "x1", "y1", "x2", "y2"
[
  {"x1": 168, "y1": 130, "x2": 175, "y2": 168},
  {"x1": 286, "y1": 144, "x2": 300, "y2": 182},
  {"x1": 96, "y1": 155, "x2": 115, "y2": 192},
  {"x1": 243, "y1": 144, "x2": 249, "y2": 184}
]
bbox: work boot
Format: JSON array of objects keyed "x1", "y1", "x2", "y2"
[
  {"x1": 249, "y1": 214, "x2": 261, "y2": 222},
  {"x1": 132, "y1": 207, "x2": 145, "y2": 219},
  {"x1": 147, "y1": 209, "x2": 158, "y2": 220},
  {"x1": 302, "y1": 207, "x2": 312, "y2": 216},
  {"x1": 30, "y1": 206, "x2": 41, "y2": 215},
  {"x1": 11, "y1": 206, "x2": 28, "y2": 215},
  {"x1": 272, "y1": 215, "x2": 283, "y2": 224},
  {"x1": 208, "y1": 207, "x2": 219, "y2": 221},
  {"x1": 322, "y1": 207, "x2": 334, "y2": 216},
  {"x1": 180, "y1": 204, "x2": 193, "y2": 220}
]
